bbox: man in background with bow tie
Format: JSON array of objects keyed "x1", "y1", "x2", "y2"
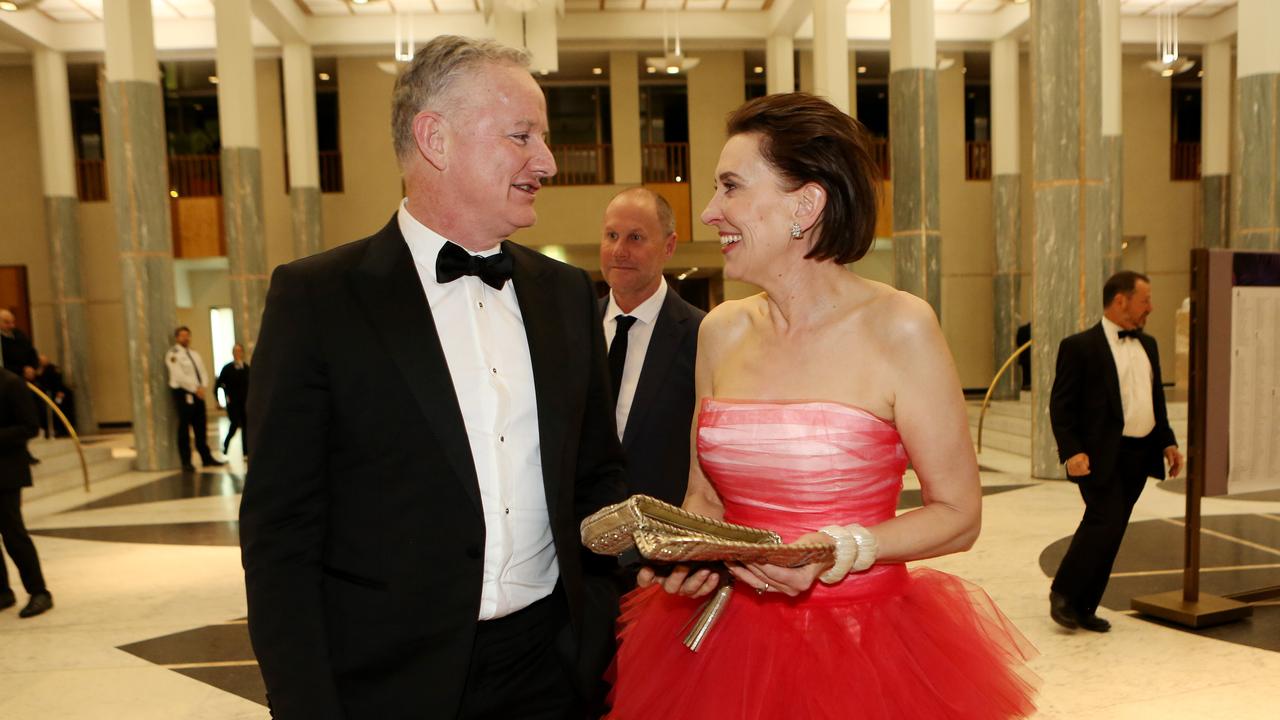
[
  {"x1": 240, "y1": 35, "x2": 627, "y2": 720},
  {"x1": 1048, "y1": 271, "x2": 1183, "y2": 634}
]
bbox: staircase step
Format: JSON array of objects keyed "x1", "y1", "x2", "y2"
[
  {"x1": 31, "y1": 445, "x2": 113, "y2": 477},
  {"x1": 25, "y1": 457, "x2": 135, "y2": 501},
  {"x1": 971, "y1": 426, "x2": 1031, "y2": 456}
]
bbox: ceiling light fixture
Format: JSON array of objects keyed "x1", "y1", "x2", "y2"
[
  {"x1": 1144, "y1": 2, "x2": 1195, "y2": 77},
  {"x1": 318, "y1": 72, "x2": 331, "y2": 81},
  {"x1": 0, "y1": 0, "x2": 40, "y2": 10},
  {"x1": 592, "y1": 67, "x2": 603, "y2": 75},
  {"x1": 0, "y1": 2, "x2": 19, "y2": 11},
  {"x1": 646, "y1": 10, "x2": 700, "y2": 75},
  {"x1": 857, "y1": 65, "x2": 867, "y2": 74},
  {"x1": 753, "y1": 66, "x2": 764, "y2": 74},
  {"x1": 208, "y1": 75, "x2": 219, "y2": 85}
]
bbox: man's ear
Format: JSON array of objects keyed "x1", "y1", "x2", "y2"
[
  {"x1": 413, "y1": 111, "x2": 448, "y2": 171},
  {"x1": 794, "y1": 182, "x2": 827, "y2": 234},
  {"x1": 663, "y1": 231, "x2": 678, "y2": 259}
]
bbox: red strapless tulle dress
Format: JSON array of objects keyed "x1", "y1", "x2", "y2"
[{"x1": 606, "y1": 399, "x2": 1038, "y2": 720}]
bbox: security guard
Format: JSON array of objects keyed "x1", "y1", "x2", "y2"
[{"x1": 166, "y1": 326, "x2": 223, "y2": 471}]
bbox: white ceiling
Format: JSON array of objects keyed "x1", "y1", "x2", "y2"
[{"x1": 25, "y1": 0, "x2": 1238, "y2": 23}]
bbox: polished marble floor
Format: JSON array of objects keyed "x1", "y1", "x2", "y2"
[{"x1": 2, "y1": 428, "x2": 1279, "y2": 719}]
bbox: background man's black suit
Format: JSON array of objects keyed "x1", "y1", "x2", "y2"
[
  {"x1": 600, "y1": 285, "x2": 704, "y2": 506},
  {"x1": 0, "y1": 368, "x2": 46, "y2": 604},
  {"x1": 240, "y1": 218, "x2": 627, "y2": 719},
  {"x1": 1049, "y1": 322, "x2": 1176, "y2": 616}
]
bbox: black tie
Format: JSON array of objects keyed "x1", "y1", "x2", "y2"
[
  {"x1": 1117, "y1": 329, "x2": 1140, "y2": 340},
  {"x1": 436, "y1": 242, "x2": 513, "y2": 290},
  {"x1": 609, "y1": 315, "x2": 638, "y2": 403},
  {"x1": 185, "y1": 348, "x2": 202, "y2": 384}
]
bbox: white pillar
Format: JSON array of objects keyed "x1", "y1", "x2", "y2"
[
  {"x1": 610, "y1": 51, "x2": 642, "y2": 185},
  {"x1": 1238, "y1": 0, "x2": 1280, "y2": 79},
  {"x1": 1100, "y1": 0, "x2": 1121, "y2": 139},
  {"x1": 1100, "y1": 0, "x2": 1123, "y2": 276},
  {"x1": 283, "y1": 44, "x2": 319, "y2": 191},
  {"x1": 991, "y1": 36, "x2": 1019, "y2": 177},
  {"x1": 33, "y1": 49, "x2": 76, "y2": 198},
  {"x1": 890, "y1": 0, "x2": 936, "y2": 74},
  {"x1": 214, "y1": 0, "x2": 258, "y2": 150},
  {"x1": 766, "y1": 34, "x2": 795, "y2": 95},
  {"x1": 1233, "y1": 0, "x2": 1280, "y2": 249},
  {"x1": 812, "y1": 0, "x2": 850, "y2": 113},
  {"x1": 1202, "y1": 40, "x2": 1231, "y2": 177}
]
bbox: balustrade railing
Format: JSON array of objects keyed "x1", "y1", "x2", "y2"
[
  {"x1": 169, "y1": 154, "x2": 221, "y2": 197},
  {"x1": 966, "y1": 141, "x2": 992, "y2": 180},
  {"x1": 642, "y1": 142, "x2": 690, "y2": 183},
  {"x1": 75, "y1": 159, "x2": 107, "y2": 202},
  {"x1": 1171, "y1": 142, "x2": 1200, "y2": 181}
]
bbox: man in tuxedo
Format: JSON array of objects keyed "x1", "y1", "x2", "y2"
[
  {"x1": 599, "y1": 188, "x2": 703, "y2": 506},
  {"x1": 214, "y1": 344, "x2": 249, "y2": 456},
  {"x1": 0, "y1": 367, "x2": 53, "y2": 618},
  {"x1": 239, "y1": 35, "x2": 627, "y2": 720},
  {"x1": 1049, "y1": 271, "x2": 1183, "y2": 633},
  {"x1": 0, "y1": 310, "x2": 39, "y2": 378}
]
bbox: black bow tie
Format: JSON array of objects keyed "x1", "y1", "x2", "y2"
[
  {"x1": 1117, "y1": 328, "x2": 1140, "y2": 340},
  {"x1": 436, "y1": 242, "x2": 513, "y2": 290}
]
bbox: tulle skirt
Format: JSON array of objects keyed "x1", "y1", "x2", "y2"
[{"x1": 606, "y1": 564, "x2": 1038, "y2": 720}]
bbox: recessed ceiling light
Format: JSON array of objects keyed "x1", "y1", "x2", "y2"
[
  {"x1": 352, "y1": 0, "x2": 369, "y2": 5},
  {"x1": 208, "y1": 75, "x2": 219, "y2": 85},
  {"x1": 646, "y1": 66, "x2": 656, "y2": 74},
  {"x1": 857, "y1": 66, "x2": 867, "y2": 74},
  {"x1": 169, "y1": 190, "x2": 179, "y2": 198},
  {"x1": 0, "y1": 2, "x2": 18, "y2": 12},
  {"x1": 753, "y1": 66, "x2": 764, "y2": 74},
  {"x1": 318, "y1": 72, "x2": 331, "y2": 81},
  {"x1": 592, "y1": 67, "x2": 603, "y2": 75},
  {"x1": 666, "y1": 66, "x2": 679, "y2": 75}
]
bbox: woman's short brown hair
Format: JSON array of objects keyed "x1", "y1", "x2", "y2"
[{"x1": 726, "y1": 93, "x2": 881, "y2": 264}]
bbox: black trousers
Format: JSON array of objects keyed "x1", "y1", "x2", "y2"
[
  {"x1": 457, "y1": 590, "x2": 580, "y2": 720},
  {"x1": 223, "y1": 403, "x2": 247, "y2": 454},
  {"x1": 173, "y1": 390, "x2": 215, "y2": 466},
  {"x1": 0, "y1": 488, "x2": 46, "y2": 596},
  {"x1": 1052, "y1": 437, "x2": 1150, "y2": 614}
]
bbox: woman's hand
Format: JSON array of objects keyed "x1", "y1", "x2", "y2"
[
  {"x1": 637, "y1": 565, "x2": 722, "y2": 598},
  {"x1": 726, "y1": 532, "x2": 836, "y2": 597}
]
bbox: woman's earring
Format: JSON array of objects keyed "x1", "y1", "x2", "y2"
[{"x1": 790, "y1": 222, "x2": 803, "y2": 239}]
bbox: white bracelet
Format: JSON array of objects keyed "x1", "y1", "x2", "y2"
[
  {"x1": 846, "y1": 523, "x2": 879, "y2": 573},
  {"x1": 817, "y1": 525, "x2": 858, "y2": 584}
]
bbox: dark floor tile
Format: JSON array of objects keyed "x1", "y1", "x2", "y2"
[
  {"x1": 119, "y1": 623, "x2": 255, "y2": 666},
  {"x1": 173, "y1": 665, "x2": 267, "y2": 707},
  {"x1": 899, "y1": 483, "x2": 1033, "y2": 510},
  {"x1": 1200, "y1": 514, "x2": 1280, "y2": 549},
  {"x1": 1155, "y1": 477, "x2": 1280, "y2": 502},
  {"x1": 66, "y1": 472, "x2": 245, "y2": 512},
  {"x1": 1132, "y1": 603, "x2": 1280, "y2": 654},
  {"x1": 32, "y1": 521, "x2": 239, "y2": 546}
]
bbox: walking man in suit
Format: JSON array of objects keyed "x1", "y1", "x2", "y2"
[
  {"x1": 0, "y1": 367, "x2": 52, "y2": 618},
  {"x1": 239, "y1": 35, "x2": 627, "y2": 719},
  {"x1": 1049, "y1": 271, "x2": 1183, "y2": 633},
  {"x1": 166, "y1": 327, "x2": 223, "y2": 472},
  {"x1": 599, "y1": 188, "x2": 704, "y2": 506},
  {"x1": 214, "y1": 343, "x2": 249, "y2": 456}
]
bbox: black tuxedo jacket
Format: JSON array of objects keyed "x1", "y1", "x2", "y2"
[
  {"x1": 1049, "y1": 322, "x2": 1177, "y2": 481},
  {"x1": 215, "y1": 362, "x2": 249, "y2": 409},
  {"x1": 240, "y1": 217, "x2": 627, "y2": 719},
  {"x1": 0, "y1": 368, "x2": 38, "y2": 491},
  {"x1": 600, "y1": 286, "x2": 704, "y2": 506}
]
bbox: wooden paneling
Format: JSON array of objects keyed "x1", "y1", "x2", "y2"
[
  {"x1": 644, "y1": 182, "x2": 692, "y2": 245},
  {"x1": 171, "y1": 197, "x2": 225, "y2": 258},
  {"x1": 0, "y1": 265, "x2": 32, "y2": 334}
]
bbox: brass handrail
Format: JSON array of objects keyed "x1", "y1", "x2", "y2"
[
  {"x1": 976, "y1": 340, "x2": 1033, "y2": 453},
  {"x1": 25, "y1": 382, "x2": 91, "y2": 492}
]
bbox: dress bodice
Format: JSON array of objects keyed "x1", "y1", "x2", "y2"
[{"x1": 697, "y1": 398, "x2": 910, "y2": 600}]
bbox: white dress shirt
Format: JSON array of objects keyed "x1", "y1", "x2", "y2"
[
  {"x1": 604, "y1": 277, "x2": 668, "y2": 439},
  {"x1": 1101, "y1": 316, "x2": 1156, "y2": 438},
  {"x1": 166, "y1": 344, "x2": 209, "y2": 394},
  {"x1": 398, "y1": 201, "x2": 557, "y2": 621}
]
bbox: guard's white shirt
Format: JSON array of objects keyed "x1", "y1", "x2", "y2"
[
  {"x1": 398, "y1": 201, "x2": 556, "y2": 621},
  {"x1": 1101, "y1": 316, "x2": 1156, "y2": 438},
  {"x1": 604, "y1": 277, "x2": 667, "y2": 439},
  {"x1": 166, "y1": 344, "x2": 209, "y2": 394}
]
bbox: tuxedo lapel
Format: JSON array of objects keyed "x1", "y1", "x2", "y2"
[
  {"x1": 621, "y1": 289, "x2": 687, "y2": 450},
  {"x1": 506, "y1": 242, "x2": 567, "y2": 522},
  {"x1": 349, "y1": 218, "x2": 483, "y2": 517},
  {"x1": 1088, "y1": 323, "x2": 1124, "y2": 421}
]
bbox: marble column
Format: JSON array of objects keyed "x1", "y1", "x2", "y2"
[
  {"x1": 990, "y1": 36, "x2": 1020, "y2": 401},
  {"x1": 766, "y1": 35, "x2": 795, "y2": 96},
  {"x1": 102, "y1": 0, "x2": 178, "y2": 470},
  {"x1": 1100, "y1": 0, "x2": 1123, "y2": 277},
  {"x1": 1201, "y1": 40, "x2": 1231, "y2": 249},
  {"x1": 609, "y1": 51, "x2": 642, "y2": 185},
  {"x1": 889, "y1": 0, "x2": 942, "y2": 315},
  {"x1": 1233, "y1": 0, "x2": 1279, "y2": 250},
  {"x1": 216, "y1": 0, "x2": 268, "y2": 353},
  {"x1": 1030, "y1": 0, "x2": 1106, "y2": 479},
  {"x1": 283, "y1": 43, "x2": 323, "y2": 260},
  {"x1": 812, "y1": 0, "x2": 849, "y2": 114},
  {"x1": 33, "y1": 48, "x2": 97, "y2": 434}
]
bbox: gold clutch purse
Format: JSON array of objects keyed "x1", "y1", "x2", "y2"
[{"x1": 580, "y1": 494, "x2": 834, "y2": 569}]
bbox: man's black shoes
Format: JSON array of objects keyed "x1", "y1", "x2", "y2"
[
  {"x1": 1077, "y1": 612, "x2": 1112, "y2": 633},
  {"x1": 1049, "y1": 591, "x2": 1078, "y2": 629},
  {"x1": 18, "y1": 591, "x2": 53, "y2": 618},
  {"x1": 0, "y1": 589, "x2": 15, "y2": 611}
]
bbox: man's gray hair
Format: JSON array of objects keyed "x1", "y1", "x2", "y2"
[
  {"x1": 390, "y1": 35, "x2": 531, "y2": 161},
  {"x1": 613, "y1": 187, "x2": 677, "y2": 238}
]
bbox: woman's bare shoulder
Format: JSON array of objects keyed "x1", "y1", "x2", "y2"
[{"x1": 700, "y1": 294, "x2": 763, "y2": 346}]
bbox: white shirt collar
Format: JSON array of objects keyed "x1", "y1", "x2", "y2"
[
  {"x1": 397, "y1": 199, "x2": 502, "y2": 287},
  {"x1": 1101, "y1": 315, "x2": 1128, "y2": 342},
  {"x1": 605, "y1": 276, "x2": 668, "y2": 326}
]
